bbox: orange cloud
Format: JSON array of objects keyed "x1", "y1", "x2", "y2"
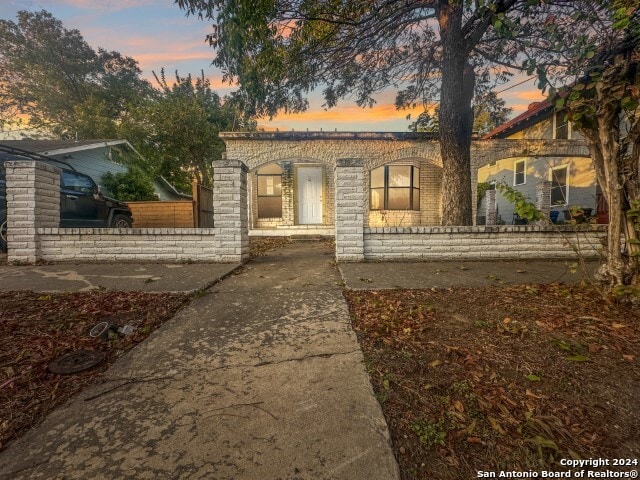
[
  {"x1": 511, "y1": 89, "x2": 546, "y2": 101},
  {"x1": 272, "y1": 103, "x2": 425, "y2": 123}
]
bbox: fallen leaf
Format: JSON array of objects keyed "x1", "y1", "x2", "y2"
[
  {"x1": 466, "y1": 436, "x2": 482, "y2": 443},
  {"x1": 503, "y1": 317, "x2": 512, "y2": 324},
  {"x1": 430, "y1": 359, "x2": 443, "y2": 368},
  {"x1": 622, "y1": 354, "x2": 635, "y2": 362},
  {"x1": 488, "y1": 416, "x2": 506, "y2": 435},
  {"x1": 453, "y1": 400, "x2": 465, "y2": 412},
  {"x1": 611, "y1": 323, "x2": 626, "y2": 329},
  {"x1": 526, "y1": 374, "x2": 541, "y2": 382}
]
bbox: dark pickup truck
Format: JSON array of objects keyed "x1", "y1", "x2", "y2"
[{"x1": 1, "y1": 146, "x2": 133, "y2": 252}]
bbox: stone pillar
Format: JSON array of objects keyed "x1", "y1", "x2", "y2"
[
  {"x1": 471, "y1": 159, "x2": 479, "y2": 226},
  {"x1": 335, "y1": 158, "x2": 365, "y2": 262},
  {"x1": 485, "y1": 189, "x2": 497, "y2": 226},
  {"x1": 5, "y1": 161, "x2": 60, "y2": 264},
  {"x1": 212, "y1": 159, "x2": 249, "y2": 262},
  {"x1": 536, "y1": 180, "x2": 552, "y2": 221}
]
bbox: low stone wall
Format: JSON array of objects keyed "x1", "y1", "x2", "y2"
[
  {"x1": 363, "y1": 225, "x2": 606, "y2": 261},
  {"x1": 35, "y1": 228, "x2": 220, "y2": 262}
]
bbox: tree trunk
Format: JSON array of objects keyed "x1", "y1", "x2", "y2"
[{"x1": 438, "y1": 2, "x2": 474, "y2": 226}]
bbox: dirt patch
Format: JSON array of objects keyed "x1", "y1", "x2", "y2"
[
  {"x1": 345, "y1": 284, "x2": 640, "y2": 479},
  {"x1": 250, "y1": 237, "x2": 292, "y2": 257},
  {"x1": 0, "y1": 290, "x2": 190, "y2": 451}
]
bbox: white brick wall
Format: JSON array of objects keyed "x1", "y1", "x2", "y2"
[
  {"x1": 213, "y1": 160, "x2": 250, "y2": 262},
  {"x1": 37, "y1": 228, "x2": 222, "y2": 262},
  {"x1": 5, "y1": 161, "x2": 60, "y2": 263},
  {"x1": 335, "y1": 159, "x2": 365, "y2": 261},
  {"x1": 363, "y1": 225, "x2": 606, "y2": 260}
]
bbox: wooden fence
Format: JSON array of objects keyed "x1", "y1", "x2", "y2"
[
  {"x1": 127, "y1": 201, "x2": 195, "y2": 228},
  {"x1": 193, "y1": 181, "x2": 214, "y2": 228}
]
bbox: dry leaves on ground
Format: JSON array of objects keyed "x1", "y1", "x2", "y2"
[
  {"x1": 0, "y1": 290, "x2": 190, "y2": 451},
  {"x1": 346, "y1": 284, "x2": 640, "y2": 479}
]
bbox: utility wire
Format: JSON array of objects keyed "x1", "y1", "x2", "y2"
[{"x1": 495, "y1": 75, "x2": 536, "y2": 94}]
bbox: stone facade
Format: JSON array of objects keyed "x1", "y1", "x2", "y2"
[
  {"x1": 363, "y1": 225, "x2": 605, "y2": 261},
  {"x1": 212, "y1": 159, "x2": 249, "y2": 262},
  {"x1": 221, "y1": 132, "x2": 589, "y2": 229},
  {"x1": 4, "y1": 161, "x2": 239, "y2": 264},
  {"x1": 335, "y1": 159, "x2": 365, "y2": 262},
  {"x1": 485, "y1": 190, "x2": 497, "y2": 226},
  {"x1": 5, "y1": 161, "x2": 60, "y2": 263}
]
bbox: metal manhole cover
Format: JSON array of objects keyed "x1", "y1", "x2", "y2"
[{"x1": 48, "y1": 350, "x2": 105, "y2": 375}]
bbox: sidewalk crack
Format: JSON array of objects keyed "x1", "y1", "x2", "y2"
[{"x1": 254, "y1": 349, "x2": 360, "y2": 367}]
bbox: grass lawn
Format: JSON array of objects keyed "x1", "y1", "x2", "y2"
[
  {"x1": 346, "y1": 284, "x2": 640, "y2": 479},
  {"x1": 0, "y1": 290, "x2": 190, "y2": 451}
]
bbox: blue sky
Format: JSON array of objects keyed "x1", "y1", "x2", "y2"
[{"x1": 0, "y1": 0, "x2": 546, "y2": 132}]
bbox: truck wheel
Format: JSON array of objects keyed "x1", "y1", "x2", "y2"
[{"x1": 111, "y1": 214, "x2": 132, "y2": 228}]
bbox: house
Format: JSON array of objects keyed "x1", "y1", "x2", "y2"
[
  {"x1": 219, "y1": 131, "x2": 590, "y2": 237},
  {"x1": 478, "y1": 101, "x2": 608, "y2": 224},
  {"x1": 0, "y1": 139, "x2": 189, "y2": 201}
]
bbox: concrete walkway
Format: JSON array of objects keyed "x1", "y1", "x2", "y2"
[
  {"x1": 0, "y1": 263, "x2": 240, "y2": 293},
  {"x1": 0, "y1": 242, "x2": 400, "y2": 480}
]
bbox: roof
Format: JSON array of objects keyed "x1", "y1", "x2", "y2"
[
  {"x1": 0, "y1": 139, "x2": 128, "y2": 156},
  {"x1": 220, "y1": 131, "x2": 440, "y2": 141},
  {"x1": 482, "y1": 100, "x2": 553, "y2": 139}
]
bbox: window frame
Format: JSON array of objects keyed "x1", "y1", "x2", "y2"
[
  {"x1": 256, "y1": 164, "x2": 283, "y2": 219},
  {"x1": 513, "y1": 160, "x2": 526, "y2": 186},
  {"x1": 370, "y1": 164, "x2": 420, "y2": 211},
  {"x1": 553, "y1": 111, "x2": 572, "y2": 140},
  {"x1": 550, "y1": 165, "x2": 570, "y2": 206}
]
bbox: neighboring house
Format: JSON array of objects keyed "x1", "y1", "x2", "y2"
[
  {"x1": 478, "y1": 101, "x2": 607, "y2": 224},
  {"x1": 0, "y1": 139, "x2": 189, "y2": 201}
]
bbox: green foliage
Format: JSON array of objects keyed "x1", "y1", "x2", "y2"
[
  {"x1": 100, "y1": 170, "x2": 158, "y2": 202},
  {"x1": 495, "y1": 182, "x2": 545, "y2": 222},
  {"x1": 0, "y1": 10, "x2": 152, "y2": 137},
  {"x1": 410, "y1": 419, "x2": 446, "y2": 448},
  {"x1": 119, "y1": 69, "x2": 255, "y2": 190},
  {"x1": 472, "y1": 91, "x2": 513, "y2": 136},
  {"x1": 477, "y1": 182, "x2": 492, "y2": 206}
]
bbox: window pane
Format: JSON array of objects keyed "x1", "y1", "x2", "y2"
[
  {"x1": 62, "y1": 171, "x2": 95, "y2": 193},
  {"x1": 551, "y1": 167, "x2": 568, "y2": 204},
  {"x1": 412, "y1": 188, "x2": 420, "y2": 210},
  {"x1": 258, "y1": 196, "x2": 282, "y2": 218},
  {"x1": 388, "y1": 165, "x2": 411, "y2": 187},
  {"x1": 555, "y1": 112, "x2": 568, "y2": 139},
  {"x1": 388, "y1": 188, "x2": 411, "y2": 210},
  {"x1": 371, "y1": 188, "x2": 384, "y2": 210},
  {"x1": 258, "y1": 175, "x2": 282, "y2": 196},
  {"x1": 514, "y1": 161, "x2": 525, "y2": 185},
  {"x1": 371, "y1": 166, "x2": 384, "y2": 188}
]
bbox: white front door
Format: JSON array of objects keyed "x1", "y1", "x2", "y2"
[{"x1": 297, "y1": 167, "x2": 323, "y2": 224}]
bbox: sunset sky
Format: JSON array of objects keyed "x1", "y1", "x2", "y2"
[{"x1": 0, "y1": 0, "x2": 547, "y2": 132}]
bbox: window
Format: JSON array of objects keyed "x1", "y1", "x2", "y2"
[
  {"x1": 61, "y1": 171, "x2": 96, "y2": 194},
  {"x1": 370, "y1": 165, "x2": 420, "y2": 210},
  {"x1": 554, "y1": 111, "x2": 570, "y2": 139},
  {"x1": 513, "y1": 160, "x2": 526, "y2": 186},
  {"x1": 257, "y1": 163, "x2": 283, "y2": 218},
  {"x1": 550, "y1": 166, "x2": 569, "y2": 205}
]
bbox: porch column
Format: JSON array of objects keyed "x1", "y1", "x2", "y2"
[
  {"x1": 334, "y1": 158, "x2": 365, "y2": 262},
  {"x1": 536, "y1": 180, "x2": 552, "y2": 223},
  {"x1": 213, "y1": 159, "x2": 249, "y2": 262},
  {"x1": 471, "y1": 158, "x2": 479, "y2": 226},
  {"x1": 485, "y1": 189, "x2": 497, "y2": 226},
  {"x1": 5, "y1": 161, "x2": 60, "y2": 264}
]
